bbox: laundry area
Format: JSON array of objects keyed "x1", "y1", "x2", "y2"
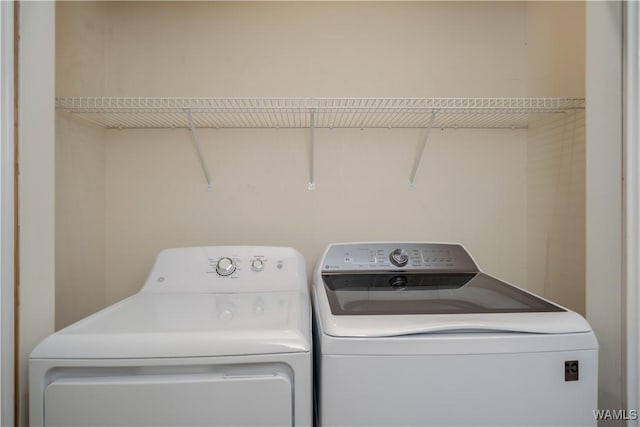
[
  {"x1": 53, "y1": 0, "x2": 585, "y2": 331},
  {"x1": 9, "y1": 1, "x2": 634, "y2": 426}
]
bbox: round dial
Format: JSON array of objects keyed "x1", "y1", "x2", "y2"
[
  {"x1": 251, "y1": 258, "x2": 264, "y2": 272},
  {"x1": 389, "y1": 248, "x2": 409, "y2": 267},
  {"x1": 216, "y1": 257, "x2": 236, "y2": 276}
]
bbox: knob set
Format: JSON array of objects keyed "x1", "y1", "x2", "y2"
[
  {"x1": 389, "y1": 248, "x2": 409, "y2": 267},
  {"x1": 216, "y1": 257, "x2": 236, "y2": 276},
  {"x1": 216, "y1": 257, "x2": 267, "y2": 276}
]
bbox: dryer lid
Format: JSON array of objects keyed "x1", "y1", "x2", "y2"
[{"x1": 31, "y1": 292, "x2": 311, "y2": 359}]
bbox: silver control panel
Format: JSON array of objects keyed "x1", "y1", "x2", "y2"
[{"x1": 321, "y1": 243, "x2": 479, "y2": 273}]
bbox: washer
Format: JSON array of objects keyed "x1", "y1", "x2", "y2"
[
  {"x1": 313, "y1": 242, "x2": 598, "y2": 427},
  {"x1": 30, "y1": 246, "x2": 312, "y2": 427}
]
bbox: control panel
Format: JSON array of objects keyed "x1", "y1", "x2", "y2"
[
  {"x1": 321, "y1": 243, "x2": 479, "y2": 273},
  {"x1": 209, "y1": 255, "x2": 269, "y2": 278},
  {"x1": 141, "y1": 246, "x2": 306, "y2": 294}
]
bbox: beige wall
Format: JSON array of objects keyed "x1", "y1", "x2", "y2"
[
  {"x1": 103, "y1": 2, "x2": 526, "y2": 97},
  {"x1": 525, "y1": 1, "x2": 585, "y2": 314},
  {"x1": 104, "y1": 127, "x2": 527, "y2": 302},
  {"x1": 526, "y1": 112, "x2": 585, "y2": 314},
  {"x1": 56, "y1": 2, "x2": 583, "y2": 325},
  {"x1": 55, "y1": 1, "x2": 107, "y2": 329},
  {"x1": 56, "y1": 1, "x2": 106, "y2": 96},
  {"x1": 526, "y1": 1, "x2": 585, "y2": 98},
  {"x1": 55, "y1": 112, "x2": 106, "y2": 328}
]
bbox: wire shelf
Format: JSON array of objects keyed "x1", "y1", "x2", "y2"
[{"x1": 56, "y1": 97, "x2": 585, "y2": 130}]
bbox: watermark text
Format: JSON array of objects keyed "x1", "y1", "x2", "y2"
[{"x1": 593, "y1": 409, "x2": 638, "y2": 421}]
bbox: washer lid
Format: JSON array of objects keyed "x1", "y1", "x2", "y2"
[
  {"x1": 314, "y1": 273, "x2": 592, "y2": 337},
  {"x1": 31, "y1": 292, "x2": 310, "y2": 359},
  {"x1": 322, "y1": 272, "x2": 564, "y2": 316},
  {"x1": 315, "y1": 242, "x2": 593, "y2": 336}
]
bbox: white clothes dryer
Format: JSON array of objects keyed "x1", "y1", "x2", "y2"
[
  {"x1": 313, "y1": 242, "x2": 598, "y2": 427},
  {"x1": 30, "y1": 246, "x2": 312, "y2": 427}
]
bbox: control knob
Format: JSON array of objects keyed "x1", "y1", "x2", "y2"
[
  {"x1": 216, "y1": 257, "x2": 236, "y2": 276},
  {"x1": 251, "y1": 258, "x2": 265, "y2": 272},
  {"x1": 389, "y1": 248, "x2": 409, "y2": 267}
]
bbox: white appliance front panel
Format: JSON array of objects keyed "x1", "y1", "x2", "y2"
[
  {"x1": 318, "y1": 350, "x2": 598, "y2": 426},
  {"x1": 29, "y1": 352, "x2": 312, "y2": 427},
  {"x1": 45, "y1": 373, "x2": 291, "y2": 427},
  {"x1": 30, "y1": 353, "x2": 312, "y2": 427}
]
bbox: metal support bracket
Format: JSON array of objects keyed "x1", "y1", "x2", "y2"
[
  {"x1": 186, "y1": 110, "x2": 213, "y2": 191},
  {"x1": 408, "y1": 111, "x2": 436, "y2": 189},
  {"x1": 308, "y1": 109, "x2": 316, "y2": 190}
]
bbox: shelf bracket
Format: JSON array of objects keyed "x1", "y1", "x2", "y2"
[
  {"x1": 408, "y1": 111, "x2": 436, "y2": 189},
  {"x1": 186, "y1": 110, "x2": 213, "y2": 191},
  {"x1": 308, "y1": 109, "x2": 316, "y2": 190}
]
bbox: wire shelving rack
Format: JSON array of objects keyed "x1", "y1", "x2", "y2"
[
  {"x1": 56, "y1": 97, "x2": 584, "y2": 130},
  {"x1": 56, "y1": 97, "x2": 585, "y2": 189}
]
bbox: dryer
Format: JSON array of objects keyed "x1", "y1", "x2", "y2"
[
  {"x1": 313, "y1": 242, "x2": 598, "y2": 427},
  {"x1": 30, "y1": 246, "x2": 312, "y2": 427}
]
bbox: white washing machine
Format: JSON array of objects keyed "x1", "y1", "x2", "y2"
[
  {"x1": 313, "y1": 242, "x2": 598, "y2": 427},
  {"x1": 30, "y1": 246, "x2": 312, "y2": 427}
]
